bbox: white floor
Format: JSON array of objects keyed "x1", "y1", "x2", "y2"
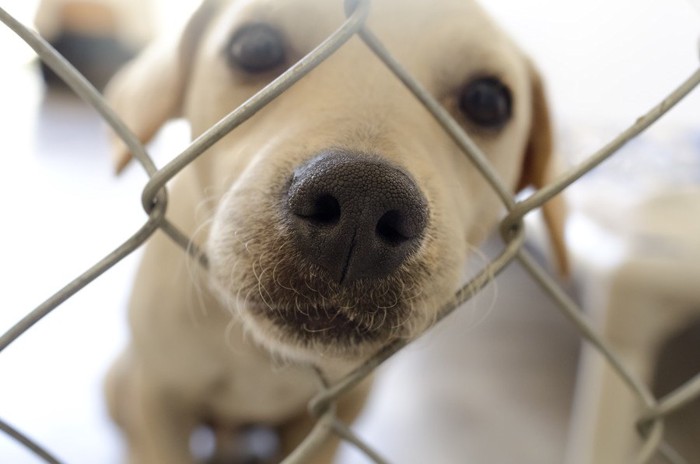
[{"x1": 0, "y1": 1, "x2": 698, "y2": 463}]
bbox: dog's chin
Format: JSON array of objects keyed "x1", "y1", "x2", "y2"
[{"x1": 237, "y1": 300, "x2": 399, "y2": 364}]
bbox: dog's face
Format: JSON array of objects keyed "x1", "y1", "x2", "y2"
[{"x1": 108, "y1": 0, "x2": 564, "y2": 365}]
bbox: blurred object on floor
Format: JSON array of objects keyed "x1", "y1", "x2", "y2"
[
  {"x1": 653, "y1": 319, "x2": 700, "y2": 461},
  {"x1": 34, "y1": 0, "x2": 156, "y2": 90},
  {"x1": 565, "y1": 125, "x2": 700, "y2": 463}
]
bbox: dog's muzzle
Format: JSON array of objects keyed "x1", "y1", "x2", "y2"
[{"x1": 284, "y1": 150, "x2": 429, "y2": 284}]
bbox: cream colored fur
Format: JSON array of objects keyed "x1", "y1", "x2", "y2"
[{"x1": 104, "y1": 1, "x2": 565, "y2": 462}]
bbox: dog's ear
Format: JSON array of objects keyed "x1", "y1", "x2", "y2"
[
  {"x1": 518, "y1": 64, "x2": 569, "y2": 275},
  {"x1": 104, "y1": 0, "x2": 222, "y2": 173}
]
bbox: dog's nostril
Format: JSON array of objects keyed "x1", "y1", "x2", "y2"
[
  {"x1": 376, "y1": 210, "x2": 411, "y2": 246},
  {"x1": 301, "y1": 194, "x2": 341, "y2": 226},
  {"x1": 311, "y1": 194, "x2": 341, "y2": 225}
]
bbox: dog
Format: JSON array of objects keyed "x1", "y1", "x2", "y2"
[
  {"x1": 34, "y1": 0, "x2": 154, "y2": 89},
  {"x1": 104, "y1": 0, "x2": 566, "y2": 462}
]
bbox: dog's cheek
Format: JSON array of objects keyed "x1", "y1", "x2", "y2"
[
  {"x1": 206, "y1": 188, "x2": 259, "y2": 305},
  {"x1": 206, "y1": 218, "x2": 242, "y2": 309},
  {"x1": 399, "y1": 221, "x2": 466, "y2": 340},
  {"x1": 423, "y1": 243, "x2": 465, "y2": 334}
]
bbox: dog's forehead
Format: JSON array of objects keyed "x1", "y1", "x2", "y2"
[
  {"x1": 215, "y1": 0, "x2": 487, "y2": 21},
  {"x1": 199, "y1": 0, "x2": 527, "y2": 94},
  {"x1": 208, "y1": 0, "x2": 510, "y2": 53}
]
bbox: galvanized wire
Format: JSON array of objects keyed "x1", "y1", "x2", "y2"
[
  {"x1": 1, "y1": 1, "x2": 699, "y2": 463},
  {"x1": 516, "y1": 249, "x2": 668, "y2": 464},
  {"x1": 509, "y1": 67, "x2": 700, "y2": 228},
  {"x1": 0, "y1": 419, "x2": 63, "y2": 464},
  {"x1": 355, "y1": 27, "x2": 517, "y2": 209},
  {"x1": 642, "y1": 373, "x2": 700, "y2": 426},
  {"x1": 140, "y1": 0, "x2": 372, "y2": 216},
  {"x1": 280, "y1": 411, "x2": 337, "y2": 464},
  {"x1": 0, "y1": 5, "x2": 167, "y2": 353}
]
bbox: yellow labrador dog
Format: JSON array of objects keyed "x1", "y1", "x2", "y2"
[{"x1": 105, "y1": 0, "x2": 565, "y2": 462}]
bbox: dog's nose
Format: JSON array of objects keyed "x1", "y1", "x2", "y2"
[{"x1": 286, "y1": 151, "x2": 428, "y2": 284}]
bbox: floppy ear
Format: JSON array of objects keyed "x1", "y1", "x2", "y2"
[
  {"x1": 105, "y1": 0, "x2": 222, "y2": 173},
  {"x1": 518, "y1": 65, "x2": 569, "y2": 275}
]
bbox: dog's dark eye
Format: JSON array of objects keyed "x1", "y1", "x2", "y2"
[
  {"x1": 227, "y1": 23, "x2": 285, "y2": 73},
  {"x1": 459, "y1": 77, "x2": 512, "y2": 129}
]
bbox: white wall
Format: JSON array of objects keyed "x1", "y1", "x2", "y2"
[{"x1": 483, "y1": 0, "x2": 700, "y2": 126}]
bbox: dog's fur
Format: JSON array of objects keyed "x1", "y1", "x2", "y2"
[{"x1": 105, "y1": 0, "x2": 565, "y2": 462}]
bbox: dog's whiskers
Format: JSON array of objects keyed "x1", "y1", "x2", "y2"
[{"x1": 183, "y1": 215, "x2": 218, "y2": 321}]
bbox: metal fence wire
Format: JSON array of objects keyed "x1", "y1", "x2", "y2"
[{"x1": 1, "y1": 1, "x2": 700, "y2": 463}]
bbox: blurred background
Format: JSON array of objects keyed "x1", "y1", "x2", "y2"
[{"x1": 0, "y1": 0, "x2": 698, "y2": 463}]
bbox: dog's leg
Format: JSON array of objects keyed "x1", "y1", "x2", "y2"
[
  {"x1": 106, "y1": 349, "x2": 198, "y2": 464},
  {"x1": 277, "y1": 377, "x2": 372, "y2": 464}
]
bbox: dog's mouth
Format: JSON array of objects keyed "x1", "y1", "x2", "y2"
[{"x1": 247, "y1": 302, "x2": 392, "y2": 347}]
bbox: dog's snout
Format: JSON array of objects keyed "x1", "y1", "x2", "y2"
[{"x1": 285, "y1": 150, "x2": 429, "y2": 284}]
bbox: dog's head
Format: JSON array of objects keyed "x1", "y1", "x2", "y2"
[{"x1": 107, "y1": 0, "x2": 566, "y2": 365}]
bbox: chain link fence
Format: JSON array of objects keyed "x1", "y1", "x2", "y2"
[{"x1": 1, "y1": 0, "x2": 699, "y2": 463}]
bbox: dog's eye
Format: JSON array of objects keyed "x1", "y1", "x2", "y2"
[
  {"x1": 227, "y1": 23, "x2": 285, "y2": 73},
  {"x1": 459, "y1": 77, "x2": 512, "y2": 129}
]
